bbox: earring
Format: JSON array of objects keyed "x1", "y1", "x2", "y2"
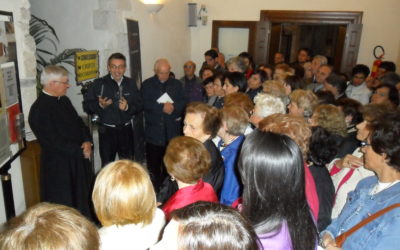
[{"x1": 170, "y1": 176, "x2": 175, "y2": 181}]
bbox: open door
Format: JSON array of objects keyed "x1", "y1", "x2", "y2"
[
  {"x1": 340, "y1": 24, "x2": 363, "y2": 76},
  {"x1": 253, "y1": 20, "x2": 271, "y2": 66}
]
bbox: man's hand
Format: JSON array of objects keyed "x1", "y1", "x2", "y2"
[
  {"x1": 119, "y1": 97, "x2": 128, "y2": 111},
  {"x1": 99, "y1": 97, "x2": 112, "y2": 108},
  {"x1": 163, "y1": 102, "x2": 174, "y2": 114},
  {"x1": 81, "y1": 141, "x2": 92, "y2": 159}
]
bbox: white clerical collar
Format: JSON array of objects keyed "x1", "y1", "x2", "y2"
[
  {"x1": 111, "y1": 75, "x2": 124, "y2": 86},
  {"x1": 42, "y1": 90, "x2": 62, "y2": 100}
]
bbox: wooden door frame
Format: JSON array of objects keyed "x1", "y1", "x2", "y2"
[
  {"x1": 211, "y1": 21, "x2": 257, "y2": 55},
  {"x1": 260, "y1": 10, "x2": 362, "y2": 24}
]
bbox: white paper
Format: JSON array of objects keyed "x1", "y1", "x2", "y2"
[
  {"x1": 1, "y1": 62, "x2": 18, "y2": 106},
  {"x1": 157, "y1": 92, "x2": 174, "y2": 104}
]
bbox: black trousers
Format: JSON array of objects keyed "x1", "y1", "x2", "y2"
[
  {"x1": 98, "y1": 124, "x2": 134, "y2": 166},
  {"x1": 146, "y1": 143, "x2": 167, "y2": 192}
]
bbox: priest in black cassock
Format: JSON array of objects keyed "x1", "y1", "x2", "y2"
[{"x1": 28, "y1": 65, "x2": 94, "y2": 218}]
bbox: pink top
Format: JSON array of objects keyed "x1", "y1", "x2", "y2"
[{"x1": 304, "y1": 163, "x2": 319, "y2": 221}]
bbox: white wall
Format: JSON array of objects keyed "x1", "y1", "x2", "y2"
[
  {"x1": 189, "y1": 0, "x2": 400, "y2": 72},
  {"x1": 31, "y1": 0, "x2": 190, "y2": 115},
  {"x1": 0, "y1": 0, "x2": 37, "y2": 223}
]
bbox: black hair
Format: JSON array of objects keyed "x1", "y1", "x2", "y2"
[
  {"x1": 214, "y1": 72, "x2": 225, "y2": 86},
  {"x1": 308, "y1": 126, "x2": 341, "y2": 166},
  {"x1": 370, "y1": 112, "x2": 400, "y2": 171},
  {"x1": 352, "y1": 64, "x2": 370, "y2": 77},
  {"x1": 239, "y1": 131, "x2": 318, "y2": 250},
  {"x1": 225, "y1": 72, "x2": 247, "y2": 92},
  {"x1": 298, "y1": 47, "x2": 312, "y2": 57},
  {"x1": 204, "y1": 49, "x2": 218, "y2": 59},
  {"x1": 336, "y1": 98, "x2": 363, "y2": 125},
  {"x1": 251, "y1": 69, "x2": 267, "y2": 83},
  {"x1": 107, "y1": 52, "x2": 126, "y2": 64},
  {"x1": 292, "y1": 64, "x2": 305, "y2": 78},
  {"x1": 171, "y1": 201, "x2": 259, "y2": 250},
  {"x1": 375, "y1": 84, "x2": 400, "y2": 107},
  {"x1": 379, "y1": 61, "x2": 396, "y2": 72},
  {"x1": 316, "y1": 90, "x2": 335, "y2": 105},
  {"x1": 202, "y1": 76, "x2": 214, "y2": 87},
  {"x1": 285, "y1": 75, "x2": 306, "y2": 91},
  {"x1": 378, "y1": 72, "x2": 400, "y2": 87},
  {"x1": 199, "y1": 65, "x2": 215, "y2": 80},
  {"x1": 325, "y1": 73, "x2": 347, "y2": 95},
  {"x1": 239, "y1": 52, "x2": 255, "y2": 70}
]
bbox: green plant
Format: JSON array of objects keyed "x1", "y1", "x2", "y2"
[{"x1": 29, "y1": 15, "x2": 85, "y2": 95}]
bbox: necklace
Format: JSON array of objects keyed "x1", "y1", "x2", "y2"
[{"x1": 370, "y1": 180, "x2": 400, "y2": 195}]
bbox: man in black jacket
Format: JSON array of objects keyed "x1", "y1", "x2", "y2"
[
  {"x1": 141, "y1": 58, "x2": 186, "y2": 191},
  {"x1": 84, "y1": 53, "x2": 142, "y2": 166}
]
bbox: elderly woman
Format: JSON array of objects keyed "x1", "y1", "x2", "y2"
[
  {"x1": 224, "y1": 92, "x2": 254, "y2": 135},
  {"x1": 327, "y1": 104, "x2": 393, "y2": 219},
  {"x1": 321, "y1": 111, "x2": 400, "y2": 249},
  {"x1": 92, "y1": 160, "x2": 165, "y2": 250},
  {"x1": 152, "y1": 202, "x2": 258, "y2": 250},
  {"x1": 288, "y1": 89, "x2": 319, "y2": 120},
  {"x1": 226, "y1": 56, "x2": 247, "y2": 73},
  {"x1": 162, "y1": 136, "x2": 218, "y2": 219},
  {"x1": 157, "y1": 103, "x2": 224, "y2": 203},
  {"x1": 250, "y1": 93, "x2": 286, "y2": 128},
  {"x1": 217, "y1": 106, "x2": 249, "y2": 205},
  {"x1": 239, "y1": 131, "x2": 318, "y2": 249}
]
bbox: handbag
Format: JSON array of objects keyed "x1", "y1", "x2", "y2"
[{"x1": 335, "y1": 203, "x2": 400, "y2": 247}]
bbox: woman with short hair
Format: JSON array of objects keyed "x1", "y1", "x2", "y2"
[
  {"x1": 288, "y1": 89, "x2": 319, "y2": 120},
  {"x1": 162, "y1": 136, "x2": 218, "y2": 219},
  {"x1": 92, "y1": 160, "x2": 165, "y2": 250}
]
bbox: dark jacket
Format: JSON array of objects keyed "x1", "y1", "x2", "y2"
[
  {"x1": 141, "y1": 75, "x2": 186, "y2": 146},
  {"x1": 83, "y1": 74, "x2": 142, "y2": 125}
]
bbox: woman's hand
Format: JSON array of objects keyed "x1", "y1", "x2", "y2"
[{"x1": 335, "y1": 154, "x2": 363, "y2": 169}]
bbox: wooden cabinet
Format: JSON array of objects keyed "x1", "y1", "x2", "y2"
[{"x1": 20, "y1": 140, "x2": 41, "y2": 208}]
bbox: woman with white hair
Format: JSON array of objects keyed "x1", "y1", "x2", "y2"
[{"x1": 249, "y1": 93, "x2": 286, "y2": 128}]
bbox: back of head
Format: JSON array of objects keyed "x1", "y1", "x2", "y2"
[
  {"x1": 0, "y1": 202, "x2": 99, "y2": 250},
  {"x1": 220, "y1": 106, "x2": 249, "y2": 136},
  {"x1": 336, "y1": 98, "x2": 363, "y2": 125},
  {"x1": 326, "y1": 73, "x2": 347, "y2": 95},
  {"x1": 164, "y1": 136, "x2": 211, "y2": 184},
  {"x1": 289, "y1": 89, "x2": 319, "y2": 119},
  {"x1": 378, "y1": 72, "x2": 400, "y2": 87},
  {"x1": 92, "y1": 160, "x2": 156, "y2": 226},
  {"x1": 171, "y1": 201, "x2": 258, "y2": 250},
  {"x1": 313, "y1": 104, "x2": 347, "y2": 137},
  {"x1": 259, "y1": 113, "x2": 311, "y2": 159},
  {"x1": 40, "y1": 65, "x2": 68, "y2": 85},
  {"x1": 224, "y1": 92, "x2": 254, "y2": 116},
  {"x1": 254, "y1": 93, "x2": 286, "y2": 119},
  {"x1": 238, "y1": 131, "x2": 317, "y2": 250}
]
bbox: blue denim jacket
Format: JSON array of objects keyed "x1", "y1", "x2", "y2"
[{"x1": 322, "y1": 176, "x2": 400, "y2": 250}]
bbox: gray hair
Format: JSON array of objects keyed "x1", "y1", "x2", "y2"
[
  {"x1": 153, "y1": 58, "x2": 171, "y2": 73},
  {"x1": 40, "y1": 65, "x2": 68, "y2": 85},
  {"x1": 226, "y1": 56, "x2": 247, "y2": 73},
  {"x1": 312, "y1": 55, "x2": 328, "y2": 66},
  {"x1": 254, "y1": 93, "x2": 286, "y2": 118}
]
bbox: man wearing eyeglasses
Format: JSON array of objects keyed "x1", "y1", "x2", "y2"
[
  {"x1": 28, "y1": 65, "x2": 94, "y2": 218},
  {"x1": 83, "y1": 52, "x2": 142, "y2": 166},
  {"x1": 179, "y1": 61, "x2": 203, "y2": 102}
]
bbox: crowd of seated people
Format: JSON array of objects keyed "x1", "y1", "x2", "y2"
[{"x1": 1, "y1": 48, "x2": 400, "y2": 250}]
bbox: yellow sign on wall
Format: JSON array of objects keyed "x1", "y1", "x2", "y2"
[{"x1": 75, "y1": 50, "x2": 99, "y2": 82}]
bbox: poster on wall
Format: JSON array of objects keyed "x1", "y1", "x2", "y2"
[{"x1": 1, "y1": 62, "x2": 18, "y2": 106}]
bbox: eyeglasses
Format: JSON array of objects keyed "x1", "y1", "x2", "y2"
[
  {"x1": 109, "y1": 64, "x2": 126, "y2": 70},
  {"x1": 360, "y1": 141, "x2": 371, "y2": 147},
  {"x1": 54, "y1": 80, "x2": 69, "y2": 85}
]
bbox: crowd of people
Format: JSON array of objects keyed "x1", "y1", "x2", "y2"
[{"x1": 1, "y1": 48, "x2": 400, "y2": 250}]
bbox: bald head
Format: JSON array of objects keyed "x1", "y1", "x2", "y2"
[
  {"x1": 154, "y1": 58, "x2": 171, "y2": 83},
  {"x1": 184, "y1": 61, "x2": 196, "y2": 78}
]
